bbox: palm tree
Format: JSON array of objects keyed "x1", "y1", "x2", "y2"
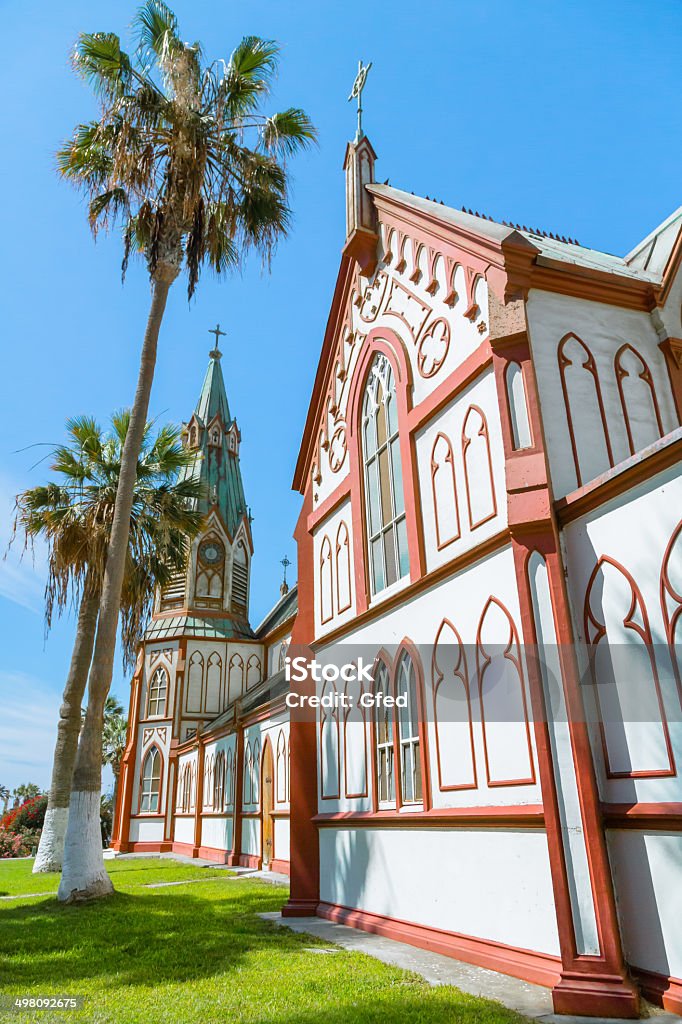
[
  {"x1": 0, "y1": 786, "x2": 10, "y2": 816},
  {"x1": 13, "y1": 414, "x2": 203, "y2": 874},
  {"x1": 102, "y1": 697, "x2": 128, "y2": 840},
  {"x1": 56, "y1": 1, "x2": 315, "y2": 902}
]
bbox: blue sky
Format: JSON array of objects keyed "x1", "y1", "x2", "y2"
[{"x1": 1, "y1": 0, "x2": 680, "y2": 792}]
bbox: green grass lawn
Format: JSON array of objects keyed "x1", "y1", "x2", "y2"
[{"x1": 0, "y1": 858, "x2": 527, "y2": 1024}]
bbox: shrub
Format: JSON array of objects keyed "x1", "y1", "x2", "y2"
[
  {"x1": 1, "y1": 794, "x2": 47, "y2": 833},
  {"x1": 0, "y1": 828, "x2": 35, "y2": 858}
]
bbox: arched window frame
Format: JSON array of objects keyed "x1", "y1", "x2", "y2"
[
  {"x1": 558, "y1": 333, "x2": 614, "y2": 486},
  {"x1": 147, "y1": 665, "x2": 168, "y2": 718},
  {"x1": 430, "y1": 432, "x2": 460, "y2": 550},
  {"x1": 369, "y1": 643, "x2": 430, "y2": 811},
  {"x1": 139, "y1": 744, "x2": 163, "y2": 814},
  {"x1": 461, "y1": 405, "x2": 497, "y2": 530},
  {"x1": 335, "y1": 521, "x2": 352, "y2": 613}
]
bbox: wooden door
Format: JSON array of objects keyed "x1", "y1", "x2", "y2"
[{"x1": 261, "y1": 740, "x2": 274, "y2": 867}]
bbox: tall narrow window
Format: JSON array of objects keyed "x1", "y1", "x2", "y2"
[
  {"x1": 147, "y1": 667, "x2": 168, "y2": 717},
  {"x1": 232, "y1": 540, "x2": 249, "y2": 613},
  {"x1": 195, "y1": 534, "x2": 225, "y2": 607},
  {"x1": 374, "y1": 662, "x2": 395, "y2": 804},
  {"x1": 396, "y1": 654, "x2": 422, "y2": 804},
  {"x1": 140, "y1": 747, "x2": 161, "y2": 812},
  {"x1": 362, "y1": 354, "x2": 408, "y2": 595}
]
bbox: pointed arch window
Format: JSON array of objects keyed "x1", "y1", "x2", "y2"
[
  {"x1": 140, "y1": 746, "x2": 161, "y2": 812},
  {"x1": 373, "y1": 661, "x2": 395, "y2": 805},
  {"x1": 362, "y1": 353, "x2": 408, "y2": 595},
  {"x1": 335, "y1": 521, "x2": 352, "y2": 613},
  {"x1": 246, "y1": 654, "x2": 261, "y2": 689},
  {"x1": 186, "y1": 652, "x2": 204, "y2": 714},
  {"x1": 319, "y1": 535, "x2": 333, "y2": 624},
  {"x1": 147, "y1": 666, "x2": 168, "y2": 718},
  {"x1": 213, "y1": 750, "x2": 226, "y2": 810},
  {"x1": 462, "y1": 406, "x2": 497, "y2": 529},
  {"x1": 232, "y1": 540, "x2": 249, "y2": 613},
  {"x1": 395, "y1": 653, "x2": 422, "y2": 804},
  {"x1": 228, "y1": 653, "x2": 244, "y2": 704}
]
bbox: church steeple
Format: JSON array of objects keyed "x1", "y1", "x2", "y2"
[
  {"x1": 185, "y1": 333, "x2": 248, "y2": 539},
  {"x1": 343, "y1": 60, "x2": 378, "y2": 277}
]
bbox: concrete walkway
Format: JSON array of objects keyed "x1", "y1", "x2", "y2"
[{"x1": 261, "y1": 913, "x2": 681, "y2": 1024}]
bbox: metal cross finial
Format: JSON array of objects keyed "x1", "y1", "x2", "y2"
[
  {"x1": 281, "y1": 555, "x2": 291, "y2": 585},
  {"x1": 348, "y1": 59, "x2": 372, "y2": 141},
  {"x1": 208, "y1": 323, "x2": 226, "y2": 359}
]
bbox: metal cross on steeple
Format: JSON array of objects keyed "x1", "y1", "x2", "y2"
[
  {"x1": 280, "y1": 555, "x2": 291, "y2": 596},
  {"x1": 208, "y1": 323, "x2": 226, "y2": 359},
  {"x1": 348, "y1": 59, "x2": 372, "y2": 142}
]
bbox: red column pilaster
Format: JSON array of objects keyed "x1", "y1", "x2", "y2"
[
  {"x1": 282, "y1": 487, "x2": 320, "y2": 916},
  {"x1": 227, "y1": 725, "x2": 244, "y2": 867}
]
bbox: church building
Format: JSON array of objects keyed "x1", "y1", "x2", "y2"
[{"x1": 113, "y1": 119, "x2": 682, "y2": 1018}]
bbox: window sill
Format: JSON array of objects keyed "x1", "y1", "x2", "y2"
[{"x1": 369, "y1": 573, "x2": 410, "y2": 609}]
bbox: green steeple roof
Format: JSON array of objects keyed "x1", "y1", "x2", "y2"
[{"x1": 185, "y1": 349, "x2": 249, "y2": 539}]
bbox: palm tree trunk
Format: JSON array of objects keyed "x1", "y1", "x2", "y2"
[
  {"x1": 33, "y1": 579, "x2": 99, "y2": 874},
  {"x1": 58, "y1": 272, "x2": 174, "y2": 903}
]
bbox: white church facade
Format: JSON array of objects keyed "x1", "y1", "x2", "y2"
[{"x1": 113, "y1": 131, "x2": 682, "y2": 1018}]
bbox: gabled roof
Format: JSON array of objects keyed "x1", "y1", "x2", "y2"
[
  {"x1": 625, "y1": 206, "x2": 682, "y2": 277},
  {"x1": 368, "y1": 184, "x2": 663, "y2": 283},
  {"x1": 255, "y1": 583, "x2": 298, "y2": 639},
  {"x1": 182, "y1": 351, "x2": 249, "y2": 538}
]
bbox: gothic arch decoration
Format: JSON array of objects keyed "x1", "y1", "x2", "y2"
[
  {"x1": 462, "y1": 406, "x2": 497, "y2": 530},
  {"x1": 343, "y1": 666, "x2": 368, "y2": 799},
  {"x1": 417, "y1": 317, "x2": 450, "y2": 378},
  {"x1": 204, "y1": 752, "x2": 214, "y2": 808},
  {"x1": 328, "y1": 424, "x2": 347, "y2": 473},
  {"x1": 178, "y1": 760, "x2": 195, "y2": 813},
  {"x1": 431, "y1": 432, "x2": 460, "y2": 550},
  {"x1": 319, "y1": 534, "x2": 334, "y2": 624},
  {"x1": 585, "y1": 555, "x2": 674, "y2": 778},
  {"x1": 504, "y1": 361, "x2": 533, "y2": 451},
  {"x1": 139, "y1": 744, "x2": 163, "y2": 813},
  {"x1": 146, "y1": 665, "x2": 168, "y2": 718},
  {"x1": 476, "y1": 598, "x2": 535, "y2": 787},
  {"x1": 432, "y1": 619, "x2": 476, "y2": 791},
  {"x1": 661, "y1": 520, "x2": 682, "y2": 706},
  {"x1": 335, "y1": 521, "x2": 352, "y2": 613},
  {"x1": 276, "y1": 730, "x2": 287, "y2": 803},
  {"x1": 186, "y1": 652, "x2": 204, "y2": 714},
  {"x1": 228, "y1": 653, "x2": 244, "y2": 704},
  {"x1": 558, "y1": 333, "x2": 614, "y2": 487},
  {"x1": 225, "y1": 747, "x2": 235, "y2": 807},
  {"x1": 319, "y1": 680, "x2": 340, "y2": 800},
  {"x1": 195, "y1": 533, "x2": 225, "y2": 607},
  {"x1": 277, "y1": 640, "x2": 289, "y2": 672},
  {"x1": 246, "y1": 654, "x2": 261, "y2": 689},
  {"x1": 614, "y1": 343, "x2": 664, "y2": 456},
  {"x1": 243, "y1": 741, "x2": 253, "y2": 804},
  {"x1": 205, "y1": 652, "x2": 222, "y2": 715},
  {"x1": 251, "y1": 737, "x2": 261, "y2": 806}
]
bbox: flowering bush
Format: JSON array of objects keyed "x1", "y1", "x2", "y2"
[
  {"x1": 0, "y1": 828, "x2": 40, "y2": 858},
  {"x1": 1, "y1": 794, "x2": 47, "y2": 833}
]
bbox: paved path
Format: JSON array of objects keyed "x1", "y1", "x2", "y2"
[{"x1": 261, "y1": 912, "x2": 682, "y2": 1024}]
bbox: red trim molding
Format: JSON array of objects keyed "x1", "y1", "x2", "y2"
[
  {"x1": 197, "y1": 845, "x2": 229, "y2": 863},
  {"x1": 238, "y1": 853, "x2": 261, "y2": 869},
  {"x1": 633, "y1": 966, "x2": 682, "y2": 1014},
  {"x1": 317, "y1": 901, "x2": 560, "y2": 988},
  {"x1": 270, "y1": 858, "x2": 290, "y2": 876},
  {"x1": 603, "y1": 802, "x2": 682, "y2": 830},
  {"x1": 313, "y1": 805, "x2": 545, "y2": 828}
]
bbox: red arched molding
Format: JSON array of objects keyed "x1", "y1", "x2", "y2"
[
  {"x1": 431, "y1": 432, "x2": 461, "y2": 549},
  {"x1": 476, "y1": 597, "x2": 535, "y2": 787},
  {"x1": 368, "y1": 650, "x2": 394, "y2": 809},
  {"x1": 319, "y1": 534, "x2": 334, "y2": 624},
  {"x1": 146, "y1": 664, "x2": 169, "y2": 718},
  {"x1": 335, "y1": 521, "x2": 352, "y2": 613},
  {"x1": 205, "y1": 652, "x2": 222, "y2": 714},
  {"x1": 138, "y1": 743, "x2": 164, "y2": 815},
  {"x1": 276, "y1": 730, "x2": 287, "y2": 803},
  {"x1": 614, "y1": 343, "x2": 664, "y2": 456},
  {"x1": 432, "y1": 619, "x2": 476, "y2": 791},
  {"x1": 584, "y1": 555, "x2": 675, "y2": 779},
  {"x1": 558, "y1": 333, "x2": 614, "y2": 487},
  {"x1": 661, "y1": 520, "x2": 682, "y2": 707},
  {"x1": 346, "y1": 329, "x2": 424, "y2": 615},
  {"x1": 251, "y1": 737, "x2": 261, "y2": 806},
  {"x1": 343, "y1": 665, "x2": 368, "y2": 799},
  {"x1": 319, "y1": 679, "x2": 340, "y2": 800},
  {"x1": 461, "y1": 405, "x2": 497, "y2": 530},
  {"x1": 367, "y1": 641, "x2": 431, "y2": 811}
]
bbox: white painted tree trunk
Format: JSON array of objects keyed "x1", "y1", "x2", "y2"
[
  {"x1": 57, "y1": 792, "x2": 113, "y2": 903},
  {"x1": 33, "y1": 806, "x2": 69, "y2": 874}
]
